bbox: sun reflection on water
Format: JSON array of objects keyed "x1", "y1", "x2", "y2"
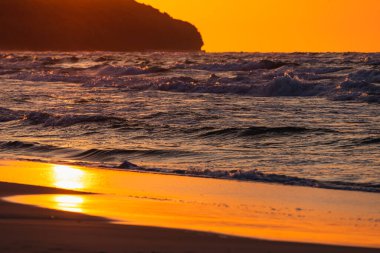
[
  {"x1": 52, "y1": 165, "x2": 86, "y2": 190},
  {"x1": 53, "y1": 195, "x2": 84, "y2": 213}
]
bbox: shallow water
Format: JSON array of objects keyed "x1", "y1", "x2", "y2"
[{"x1": 0, "y1": 52, "x2": 379, "y2": 192}]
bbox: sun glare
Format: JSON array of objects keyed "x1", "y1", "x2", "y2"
[
  {"x1": 53, "y1": 195, "x2": 85, "y2": 213},
  {"x1": 52, "y1": 165, "x2": 86, "y2": 190}
]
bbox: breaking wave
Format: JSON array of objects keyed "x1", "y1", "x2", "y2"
[
  {"x1": 0, "y1": 138, "x2": 379, "y2": 193},
  {"x1": 118, "y1": 161, "x2": 380, "y2": 193},
  {"x1": 1, "y1": 52, "x2": 379, "y2": 103}
]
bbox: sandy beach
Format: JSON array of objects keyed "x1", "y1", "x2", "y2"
[
  {"x1": 1, "y1": 160, "x2": 379, "y2": 253},
  {"x1": 1, "y1": 181, "x2": 379, "y2": 253}
]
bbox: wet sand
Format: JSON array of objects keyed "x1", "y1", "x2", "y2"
[
  {"x1": 1, "y1": 160, "x2": 380, "y2": 247},
  {"x1": 1, "y1": 182, "x2": 380, "y2": 253}
]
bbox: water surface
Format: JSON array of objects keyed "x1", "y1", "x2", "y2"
[{"x1": 0, "y1": 52, "x2": 379, "y2": 192}]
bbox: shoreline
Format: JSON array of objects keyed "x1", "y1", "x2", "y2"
[
  {"x1": 2, "y1": 157, "x2": 379, "y2": 194},
  {"x1": 1, "y1": 181, "x2": 379, "y2": 253}
]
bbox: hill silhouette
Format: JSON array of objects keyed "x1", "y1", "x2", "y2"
[{"x1": 0, "y1": 0, "x2": 203, "y2": 51}]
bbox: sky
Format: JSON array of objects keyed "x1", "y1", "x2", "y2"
[{"x1": 137, "y1": 0, "x2": 380, "y2": 52}]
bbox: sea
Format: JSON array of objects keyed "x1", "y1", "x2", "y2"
[{"x1": 0, "y1": 52, "x2": 379, "y2": 192}]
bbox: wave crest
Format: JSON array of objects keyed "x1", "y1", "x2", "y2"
[
  {"x1": 98, "y1": 65, "x2": 168, "y2": 76},
  {"x1": 23, "y1": 112, "x2": 125, "y2": 127},
  {"x1": 190, "y1": 60, "x2": 294, "y2": 72},
  {"x1": 0, "y1": 107, "x2": 20, "y2": 122},
  {"x1": 200, "y1": 126, "x2": 332, "y2": 138},
  {"x1": 118, "y1": 162, "x2": 380, "y2": 193}
]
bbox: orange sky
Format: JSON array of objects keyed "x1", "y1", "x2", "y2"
[{"x1": 137, "y1": 0, "x2": 380, "y2": 52}]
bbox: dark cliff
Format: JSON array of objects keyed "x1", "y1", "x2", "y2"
[{"x1": 0, "y1": 0, "x2": 203, "y2": 51}]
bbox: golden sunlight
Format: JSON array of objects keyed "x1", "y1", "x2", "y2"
[
  {"x1": 138, "y1": 0, "x2": 380, "y2": 52},
  {"x1": 53, "y1": 195, "x2": 85, "y2": 213},
  {"x1": 53, "y1": 195, "x2": 84, "y2": 213},
  {"x1": 52, "y1": 165, "x2": 86, "y2": 190},
  {"x1": 0, "y1": 0, "x2": 379, "y2": 250}
]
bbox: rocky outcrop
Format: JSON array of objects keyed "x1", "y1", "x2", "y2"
[{"x1": 0, "y1": 0, "x2": 203, "y2": 51}]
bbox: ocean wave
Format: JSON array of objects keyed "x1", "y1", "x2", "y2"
[
  {"x1": 0, "y1": 69, "x2": 21, "y2": 76},
  {"x1": 97, "y1": 65, "x2": 168, "y2": 76},
  {"x1": 256, "y1": 75, "x2": 324, "y2": 97},
  {"x1": 0, "y1": 139, "x2": 378, "y2": 193},
  {"x1": 12, "y1": 71, "x2": 89, "y2": 83},
  {"x1": 188, "y1": 60, "x2": 296, "y2": 72},
  {"x1": 295, "y1": 66, "x2": 351, "y2": 75},
  {"x1": 4, "y1": 71, "x2": 379, "y2": 104},
  {"x1": 334, "y1": 78, "x2": 380, "y2": 103},
  {"x1": 118, "y1": 162, "x2": 380, "y2": 193},
  {"x1": 37, "y1": 56, "x2": 80, "y2": 65},
  {"x1": 357, "y1": 137, "x2": 380, "y2": 145},
  {"x1": 0, "y1": 107, "x2": 21, "y2": 122},
  {"x1": 70, "y1": 148, "x2": 196, "y2": 161},
  {"x1": 151, "y1": 74, "x2": 324, "y2": 97},
  {"x1": 0, "y1": 140, "x2": 197, "y2": 162},
  {"x1": 200, "y1": 126, "x2": 332, "y2": 138},
  {"x1": 152, "y1": 73, "x2": 378, "y2": 103},
  {"x1": 0, "y1": 141, "x2": 35, "y2": 149},
  {"x1": 2, "y1": 53, "x2": 378, "y2": 103},
  {"x1": 2, "y1": 107, "x2": 128, "y2": 128},
  {"x1": 363, "y1": 55, "x2": 380, "y2": 66},
  {"x1": 0, "y1": 141, "x2": 65, "y2": 153},
  {"x1": 23, "y1": 112, "x2": 125, "y2": 127},
  {"x1": 348, "y1": 70, "x2": 380, "y2": 83},
  {"x1": 94, "y1": 56, "x2": 116, "y2": 62}
]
